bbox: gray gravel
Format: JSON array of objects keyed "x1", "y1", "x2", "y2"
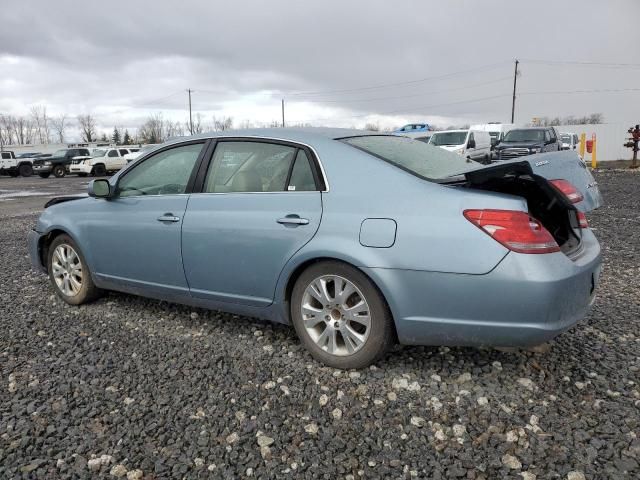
[{"x1": 1, "y1": 170, "x2": 639, "y2": 479}]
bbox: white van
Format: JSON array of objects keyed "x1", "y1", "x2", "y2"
[{"x1": 428, "y1": 129, "x2": 492, "y2": 163}]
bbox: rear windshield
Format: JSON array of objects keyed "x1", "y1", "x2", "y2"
[
  {"x1": 341, "y1": 135, "x2": 478, "y2": 181},
  {"x1": 503, "y1": 129, "x2": 545, "y2": 142},
  {"x1": 428, "y1": 131, "x2": 467, "y2": 146}
]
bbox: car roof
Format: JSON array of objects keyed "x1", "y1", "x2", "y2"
[{"x1": 164, "y1": 127, "x2": 388, "y2": 147}]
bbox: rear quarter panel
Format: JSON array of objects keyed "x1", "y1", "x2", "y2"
[{"x1": 278, "y1": 138, "x2": 524, "y2": 277}]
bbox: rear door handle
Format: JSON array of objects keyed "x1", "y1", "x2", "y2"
[
  {"x1": 157, "y1": 213, "x2": 180, "y2": 223},
  {"x1": 277, "y1": 216, "x2": 309, "y2": 226}
]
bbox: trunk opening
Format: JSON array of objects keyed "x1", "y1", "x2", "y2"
[{"x1": 452, "y1": 162, "x2": 582, "y2": 256}]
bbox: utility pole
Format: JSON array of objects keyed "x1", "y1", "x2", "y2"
[
  {"x1": 511, "y1": 59, "x2": 519, "y2": 123},
  {"x1": 187, "y1": 89, "x2": 193, "y2": 135},
  {"x1": 281, "y1": 99, "x2": 285, "y2": 128}
]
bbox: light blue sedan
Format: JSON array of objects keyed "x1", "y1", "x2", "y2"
[{"x1": 28, "y1": 129, "x2": 603, "y2": 368}]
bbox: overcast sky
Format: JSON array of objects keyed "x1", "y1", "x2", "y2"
[{"x1": 1, "y1": 0, "x2": 639, "y2": 140}]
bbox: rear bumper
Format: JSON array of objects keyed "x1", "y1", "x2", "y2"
[
  {"x1": 28, "y1": 229, "x2": 47, "y2": 273},
  {"x1": 364, "y1": 229, "x2": 602, "y2": 347}
]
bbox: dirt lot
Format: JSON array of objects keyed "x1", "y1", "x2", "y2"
[{"x1": 0, "y1": 171, "x2": 639, "y2": 479}]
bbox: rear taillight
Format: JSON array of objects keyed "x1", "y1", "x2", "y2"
[
  {"x1": 577, "y1": 211, "x2": 589, "y2": 229},
  {"x1": 549, "y1": 179, "x2": 584, "y2": 204},
  {"x1": 464, "y1": 209, "x2": 560, "y2": 254}
]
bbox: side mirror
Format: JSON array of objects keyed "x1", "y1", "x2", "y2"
[
  {"x1": 88, "y1": 179, "x2": 112, "y2": 198},
  {"x1": 467, "y1": 139, "x2": 476, "y2": 149}
]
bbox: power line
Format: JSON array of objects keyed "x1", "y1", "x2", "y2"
[
  {"x1": 519, "y1": 59, "x2": 640, "y2": 69},
  {"x1": 520, "y1": 87, "x2": 640, "y2": 95},
  {"x1": 284, "y1": 61, "x2": 512, "y2": 97},
  {"x1": 289, "y1": 94, "x2": 510, "y2": 125},
  {"x1": 295, "y1": 76, "x2": 512, "y2": 104}
]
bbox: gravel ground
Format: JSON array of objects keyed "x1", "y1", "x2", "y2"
[{"x1": 1, "y1": 170, "x2": 639, "y2": 479}]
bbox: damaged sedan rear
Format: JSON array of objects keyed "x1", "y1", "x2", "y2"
[{"x1": 28, "y1": 129, "x2": 602, "y2": 368}]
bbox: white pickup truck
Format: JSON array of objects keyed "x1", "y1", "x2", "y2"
[
  {"x1": 69, "y1": 147, "x2": 135, "y2": 176},
  {"x1": 0, "y1": 151, "x2": 35, "y2": 177}
]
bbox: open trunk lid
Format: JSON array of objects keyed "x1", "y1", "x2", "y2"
[
  {"x1": 456, "y1": 150, "x2": 602, "y2": 212},
  {"x1": 446, "y1": 151, "x2": 603, "y2": 257}
]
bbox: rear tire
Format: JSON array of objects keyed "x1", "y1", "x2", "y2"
[
  {"x1": 38, "y1": 172, "x2": 51, "y2": 178},
  {"x1": 47, "y1": 234, "x2": 103, "y2": 305},
  {"x1": 53, "y1": 165, "x2": 66, "y2": 178},
  {"x1": 78, "y1": 173, "x2": 88, "y2": 177},
  {"x1": 290, "y1": 261, "x2": 394, "y2": 369},
  {"x1": 8, "y1": 169, "x2": 19, "y2": 177},
  {"x1": 19, "y1": 164, "x2": 33, "y2": 177}
]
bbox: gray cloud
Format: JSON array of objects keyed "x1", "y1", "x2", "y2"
[{"x1": 1, "y1": 0, "x2": 638, "y2": 138}]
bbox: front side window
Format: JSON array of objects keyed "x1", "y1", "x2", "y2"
[
  {"x1": 91, "y1": 149, "x2": 107, "y2": 157},
  {"x1": 117, "y1": 143, "x2": 203, "y2": 197},
  {"x1": 204, "y1": 141, "x2": 298, "y2": 193}
]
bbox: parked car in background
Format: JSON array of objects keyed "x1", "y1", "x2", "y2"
[
  {"x1": 0, "y1": 150, "x2": 35, "y2": 177},
  {"x1": 428, "y1": 129, "x2": 492, "y2": 163},
  {"x1": 494, "y1": 127, "x2": 561, "y2": 160},
  {"x1": 16, "y1": 152, "x2": 42, "y2": 159},
  {"x1": 32, "y1": 148, "x2": 91, "y2": 178},
  {"x1": 560, "y1": 132, "x2": 580, "y2": 151},
  {"x1": 393, "y1": 123, "x2": 430, "y2": 134},
  {"x1": 69, "y1": 148, "x2": 131, "y2": 177},
  {"x1": 28, "y1": 129, "x2": 602, "y2": 368},
  {"x1": 124, "y1": 144, "x2": 156, "y2": 163},
  {"x1": 470, "y1": 123, "x2": 516, "y2": 158}
]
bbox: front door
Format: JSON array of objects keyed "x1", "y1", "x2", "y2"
[
  {"x1": 182, "y1": 140, "x2": 323, "y2": 307},
  {"x1": 87, "y1": 142, "x2": 207, "y2": 295}
]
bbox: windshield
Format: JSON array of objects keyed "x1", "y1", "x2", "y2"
[
  {"x1": 503, "y1": 129, "x2": 544, "y2": 142},
  {"x1": 53, "y1": 149, "x2": 68, "y2": 156},
  {"x1": 91, "y1": 149, "x2": 107, "y2": 157},
  {"x1": 341, "y1": 135, "x2": 479, "y2": 181},
  {"x1": 429, "y1": 131, "x2": 467, "y2": 146},
  {"x1": 560, "y1": 134, "x2": 571, "y2": 143}
]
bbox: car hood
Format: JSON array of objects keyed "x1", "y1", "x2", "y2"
[
  {"x1": 495, "y1": 141, "x2": 544, "y2": 149},
  {"x1": 448, "y1": 150, "x2": 602, "y2": 212}
]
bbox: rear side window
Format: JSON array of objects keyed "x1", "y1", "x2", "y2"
[
  {"x1": 108, "y1": 150, "x2": 119, "y2": 157},
  {"x1": 1, "y1": 152, "x2": 11, "y2": 159},
  {"x1": 287, "y1": 150, "x2": 316, "y2": 191},
  {"x1": 119, "y1": 149, "x2": 129, "y2": 156}
]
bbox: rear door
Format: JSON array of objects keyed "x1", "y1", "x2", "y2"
[{"x1": 181, "y1": 139, "x2": 323, "y2": 307}]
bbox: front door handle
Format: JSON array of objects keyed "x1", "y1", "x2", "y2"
[
  {"x1": 277, "y1": 215, "x2": 309, "y2": 226},
  {"x1": 157, "y1": 213, "x2": 180, "y2": 223}
]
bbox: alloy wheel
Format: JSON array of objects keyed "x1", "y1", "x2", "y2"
[
  {"x1": 301, "y1": 275, "x2": 371, "y2": 356},
  {"x1": 51, "y1": 244, "x2": 83, "y2": 296}
]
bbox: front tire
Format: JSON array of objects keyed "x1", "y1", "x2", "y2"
[
  {"x1": 93, "y1": 164, "x2": 107, "y2": 177},
  {"x1": 291, "y1": 261, "x2": 394, "y2": 369},
  {"x1": 53, "y1": 165, "x2": 66, "y2": 178},
  {"x1": 19, "y1": 164, "x2": 33, "y2": 177},
  {"x1": 47, "y1": 234, "x2": 103, "y2": 305}
]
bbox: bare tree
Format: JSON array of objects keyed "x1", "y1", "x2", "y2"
[
  {"x1": 364, "y1": 122, "x2": 380, "y2": 131},
  {"x1": 77, "y1": 114, "x2": 97, "y2": 142},
  {"x1": 139, "y1": 113, "x2": 165, "y2": 144},
  {"x1": 50, "y1": 114, "x2": 68, "y2": 143},
  {"x1": 30, "y1": 105, "x2": 51, "y2": 144},
  {"x1": 213, "y1": 115, "x2": 233, "y2": 131}
]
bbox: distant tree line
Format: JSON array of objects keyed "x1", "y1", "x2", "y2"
[{"x1": 530, "y1": 113, "x2": 604, "y2": 127}]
